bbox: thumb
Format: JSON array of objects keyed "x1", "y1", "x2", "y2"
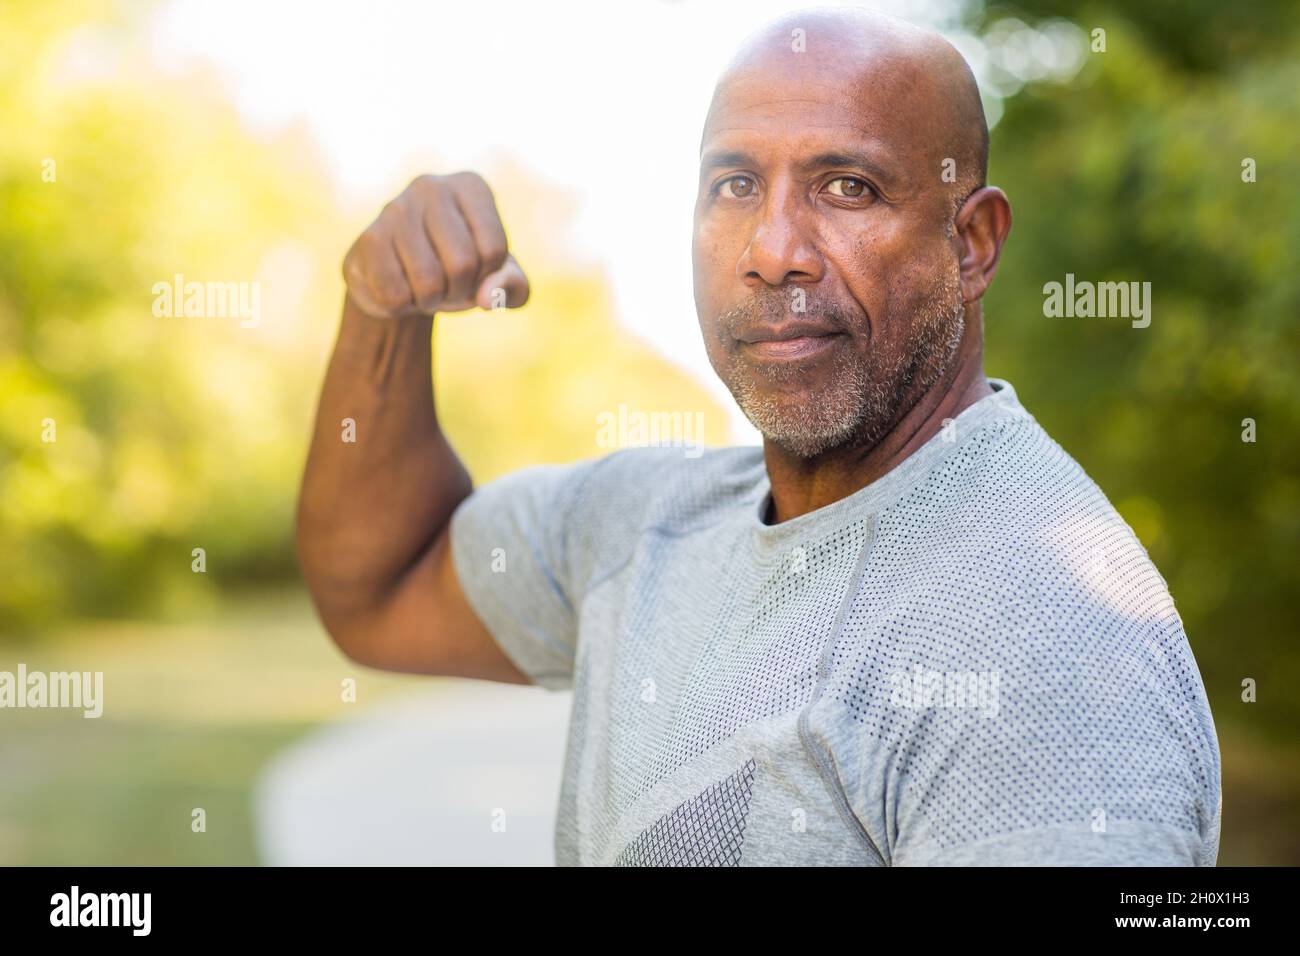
[{"x1": 475, "y1": 254, "x2": 530, "y2": 311}]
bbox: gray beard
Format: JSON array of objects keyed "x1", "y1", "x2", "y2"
[{"x1": 726, "y1": 276, "x2": 966, "y2": 459}]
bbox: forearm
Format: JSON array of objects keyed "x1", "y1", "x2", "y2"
[{"x1": 295, "y1": 296, "x2": 471, "y2": 627}]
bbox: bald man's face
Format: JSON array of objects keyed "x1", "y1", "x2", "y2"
[{"x1": 693, "y1": 40, "x2": 969, "y2": 457}]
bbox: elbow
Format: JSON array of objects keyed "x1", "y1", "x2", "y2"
[{"x1": 310, "y1": 598, "x2": 387, "y2": 670}]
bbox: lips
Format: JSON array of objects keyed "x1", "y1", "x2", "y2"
[
  {"x1": 736, "y1": 323, "x2": 844, "y2": 361},
  {"x1": 736, "y1": 322, "x2": 840, "y2": 344},
  {"x1": 744, "y1": 334, "x2": 842, "y2": 361}
]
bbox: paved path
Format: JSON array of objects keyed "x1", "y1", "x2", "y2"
[{"x1": 253, "y1": 682, "x2": 572, "y2": 865}]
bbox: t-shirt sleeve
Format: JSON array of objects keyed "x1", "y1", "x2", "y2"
[
  {"x1": 448, "y1": 459, "x2": 601, "y2": 691},
  {"x1": 834, "y1": 596, "x2": 1223, "y2": 867},
  {"x1": 879, "y1": 614, "x2": 1223, "y2": 866}
]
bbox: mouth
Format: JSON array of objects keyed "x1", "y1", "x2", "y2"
[{"x1": 739, "y1": 331, "x2": 845, "y2": 362}]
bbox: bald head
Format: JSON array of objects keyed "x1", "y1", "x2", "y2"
[{"x1": 704, "y1": 7, "x2": 989, "y2": 208}]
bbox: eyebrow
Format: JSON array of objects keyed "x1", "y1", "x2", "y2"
[
  {"x1": 699, "y1": 149, "x2": 756, "y2": 172},
  {"x1": 798, "y1": 151, "x2": 893, "y2": 181},
  {"x1": 699, "y1": 147, "x2": 898, "y2": 188}
]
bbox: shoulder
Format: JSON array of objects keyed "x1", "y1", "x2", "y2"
[
  {"x1": 576, "y1": 443, "x2": 766, "y2": 526},
  {"x1": 884, "y1": 413, "x2": 1153, "y2": 603},
  {"x1": 562, "y1": 444, "x2": 764, "y2": 567},
  {"x1": 858, "y1": 414, "x2": 1221, "y2": 848},
  {"x1": 461, "y1": 443, "x2": 760, "y2": 514},
  {"x1": 876, "y1": 412, "x2": 1191, "y2": 673},
  {"x1": 457, "y1": 443, "x2": 765, "y2": 589}
]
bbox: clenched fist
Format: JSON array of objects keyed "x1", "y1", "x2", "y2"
[{"x1": 342, "y1": 172, "x2": 530, "y2": 319}]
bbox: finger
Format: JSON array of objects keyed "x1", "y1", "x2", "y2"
[
  {"x1": 475, "y1": 254, "x2": 530, "y2": 310},
  {"x1": 346, "y1": 283, "x2": 394, "y2": 320},
  {"x1": 342, "y1": 249, "x2": 385, "y2": 317},
  {"x1": 344, "y1": 227, "x2": 410, "y2": 318},
  {"x1": 392, "y1": 207, "x2": 447, "y2": 312},
  {"x1": 451, "y1": 174, "x2": 510, "y2": 277},
  {"x1": 364, "y1": 244, "x2": 415, "y2": 317},
  {"x1": 422, "y1": 191, "x2": 480, "y2": 307}
]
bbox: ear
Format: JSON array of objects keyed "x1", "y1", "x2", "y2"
[{"x1": 953, "y1": 186, "x2": 1012, "y2": 303}]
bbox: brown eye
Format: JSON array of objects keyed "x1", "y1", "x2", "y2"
[
  {"x1": 826, "y1": 176, "x2": 869, "y2": 198},
  {"x1": 720, "y1": 176, "x2": 755, "y2": 199}
]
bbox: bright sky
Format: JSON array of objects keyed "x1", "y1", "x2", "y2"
[{"x1": 147, "y1": 0, "x2": 1084, "y2": 440}]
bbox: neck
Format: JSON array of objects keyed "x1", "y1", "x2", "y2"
[{"x1": 762, "y1": 312, "x2": 992, "y2": 524}]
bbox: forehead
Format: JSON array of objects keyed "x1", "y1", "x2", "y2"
[{"x1": 700, "y1": 46, "x2": 940, "y2": 167}]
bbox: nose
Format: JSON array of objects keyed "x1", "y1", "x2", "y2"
[{"x1": 736, "y1": 183, "x2": 823, "y2": 288}]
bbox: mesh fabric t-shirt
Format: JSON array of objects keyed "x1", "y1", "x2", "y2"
[{"x1": 448, "y1": 378, "x2": 1222, "y2": 866}]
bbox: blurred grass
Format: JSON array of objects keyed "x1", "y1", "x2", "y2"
[
  {"x1": 0, "y1": 591, "x2": 433, "y2": 865},
  {"x1": 1, "y1": 592, "x2": 1296, "y2": 865}
]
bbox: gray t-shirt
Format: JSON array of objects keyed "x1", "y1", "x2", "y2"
[{"x1": 449, "y1": 378, "x2": 1222, "y2": 866}]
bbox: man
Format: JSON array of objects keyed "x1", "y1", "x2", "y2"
[{"x1": 296, "y1": 8, "x2": 1222, "y2": 866}]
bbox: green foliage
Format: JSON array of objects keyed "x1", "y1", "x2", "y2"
[
  {"x1": 1, "y1": 0, "x2": 338, "y2": 628},
  {"x1": 0, "y1": 0, "x2": 728, "y2": 633},
  {"x1": 981, "y1": 3, "x2": 1300, "y2": 740}
]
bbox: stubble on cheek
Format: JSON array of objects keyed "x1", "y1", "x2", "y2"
[{"x1": 717, "y1": 262, "x2": 966, "y2": 459}]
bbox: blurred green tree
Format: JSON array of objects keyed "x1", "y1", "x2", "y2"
[
  {"x1": 979, "y1": 1, "x2": 1300, "y2": 744},
  {"x1": 0, "y1": 0, "x2": 729, "y2": 632}
]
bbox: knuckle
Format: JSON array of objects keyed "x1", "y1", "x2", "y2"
[
  {"x1": 371, "y1": 274, "x2": 410, "y2": 312},
  {"x1": 356, "y1": 226, "x2": 386, "y2": 258},
  {"x1": 409, "y1": 267, "x2": 444, "y2": 301},
  {"x1": 353, "y1": 291, "x2": 387, "y2": 317},
  {"x1": 405, "y1": 172, "x2": 447, "y2": 201},
  {"x1": 480, "y1": 240, "x2": 508, "y2": 271},
  {"x1": 374, "y1": 288, "x2": 409, "y2": 314},
  {"x1": 342, "y1": 234, "x2": 374, "y2": 282},
  {"x1": 408, "y1": 173, "x2": 441, "y2": 195},
  {"x1": 442, "y1": 250, "x2": 479, "y2": 283},
  {"x1": 450, "y1": 170, "x2": 491, "y2": 194}
]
